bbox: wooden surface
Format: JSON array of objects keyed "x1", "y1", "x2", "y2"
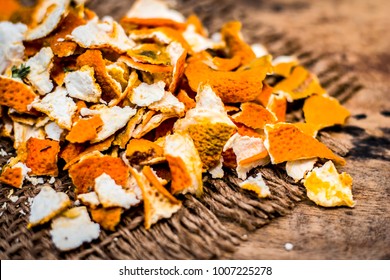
[
  {"x1": 87, "y1": 0, "x2": 390, "y2": 259},
  {"x1": 224, "y1": 0, "x2": 390, "y2": 260}
]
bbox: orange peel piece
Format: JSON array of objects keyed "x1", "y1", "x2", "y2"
[
  {"x1": 303, "y1": 160, "x2": 355, "y2": 207},
  {"x1": 71, "y1": 20, "x2": 135, "y2": 53},
  {"x1": 174, "y1": 85, "x2": 236, "y2": 170},
  {"x1": 176, "y1": 90, "x2": 196, "y2": 112},
  {"x1": 185, "y1": 55, "x2": 273, "y2": 103},
  {"x1": 224, "y1": 133, "x2": 269, "y2": 179},
  {"x1": 129, "y1": 165, "x2": 181, "y2": 230},
  {"x1": 126, "y1": 139, "x2": 164, "y2": 165},
  {"x1": 68, "y1": 154, "x2": 129, "y2": 194},
  {"x1": 25, "y1": 137, "x2": 60, "y2": 176},
  {"x1": 272, "y1": 55, "x2": 299, "y2": 77},
  {"x1": 122, "y1": 0, "x2": 186, "y2": 31},
  {"x1": 76, "y1": 50, "x2": 122, "y2": 102},
  {"x1": 90, "y1": 207, "x2": 122, "y2": 231},
  {"x1": 66, "y1": 115, "x2": 104, "y2": 143},
  {"x1": 119, "y1": 55, "x2": 172, "y2": 73},
  {"x1": 45, "y1": 9, "x2": 86, "y2": 57},
  {"x1": 266, "y1": 93, "x2": 287, "y2": 122},
  {"x1": 220, "y1": 21, "x2": 256, "y2": 66},
  {"x1": 164, "y1": 132, "x2": 203, "y2": 196},
  {"x1": 0, "y1": 76, "x2": 38, "y2": 115},
  {"x1": 274, "y1": 66, "x2": 326, "y2": 101},
  {"x1": 113, "y1": 107, "x2": 145, "y2": 149},
  {"x1": 0, "y1": 165, "x2": 23, "y2": 188},
  {"x1": 303, "y1": 94, "x2": 350, "y2": 130},
  {"x1": 239, "y1": 173, "x2": 270, "y2": 198},
  {"x1": 25, "y1": 0, "x2": 70, "y2": 41},
  {"x1": 232, "y1": 102, "x2": 277, "y2": 129},
  {"x1": 63, "y1": 136, "x2": 115, "y2": 170},
  {"x1": 264, "y1": 123, "x2": 346, "y2": 165},
  {"x1": 59, "y1": 142, "x2": 86, "y2": 164},
  {"x1": 28, "y1": 186, "x2": 71, "y2": 228}
]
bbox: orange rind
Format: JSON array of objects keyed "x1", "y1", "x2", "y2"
[
  {"x1": 303, "y1": 160, "x2": 355, "y2": 207},
  {"x1": 68, "y1": 154, "x2": 129, "y2": 194},
  {"x1": 274, "y1": 66, "x2": 326, "y2": 101},
  {"x1": 0, "y1": 76, "x2": 38, "y2": 115},
  {"x1": 303, "y1": 94, "x2": 350, "y2": 130},
  {"x1": 164, "y1": 132, "x2": 203, "y2": 196},
  {"x1": 25, "y1": 137, "x2": 60, "y2": 176},
  {"x1": 66, "y1": 115, "x2": 104, "y2": 143},
  {"x1": 129, "y1": 166, "x2": 181, "y2": 230},
  {"x1": 264, "y1": 123, "x2": 346, "y2": 165},
  {"x1": 185, "y1": 55, "x2": 273, "y2": 103},
  {"x1": 90, "y1": 207, "x2": 122, "y2": 231},
  {"x1": 232, "y1": 102, "x2": 277, "y2": 129}
]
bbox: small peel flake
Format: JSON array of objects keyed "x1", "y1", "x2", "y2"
[
  {"x1": 264, "y1": 123, "x2": 346, "y2": 165},
  {"x1": 131, "y1": 81, "x2": 165, "y2": 106},
  {"x1": 77, "y1": 192, "x2": 100, "y2": 209},
  {"x1": 239, "y1": 173, "x2": 270, "y2": 198},
  {"x1": 25, "y1": 47, "x2": 54, "y2": 95},
  {"x1": 70, "y1": 19, "x2": 135, "y2": 53},
  {"x1": 0, "y1": 162, "x2": 30, "y2": 189},
  {"x1": 129, "y1": 166, "x2": 181, "y2": 230},
  {"x1": 80, "y1": 106, "x2": 136, "y2": 143},
  {"x1": 26, "y1": 0, "x2": 70, "y2": 41},
  {"x1": 31, "y1": 87, "x2": 77, "y2": 130},
  {"x1": 224, "y1": 133, "x2": 269, "y2": 179},
  {"x1": 164, "y1": 132, "x2": 203, "y2": 196},
  {"x1": 25, "y1": 137, "x2": 60, "y2": 177},
  {"x1": 64, "y1": 66, "x2": 102, "y2": 103},
  {"x1": 286, "y1": 158, "x2": 317, "y2": 182},
  {"x1": 68, "y1": 154, "x2": 129, "y2": 194},
  {"x1": 90, "y1": 207, "x2": 122, "y2": 231},
  {"x1": 0, "y1": 76, "x2": 38, "y2": 115},
  {"x1": 50, "y1": 206, "x2": 100, "y2": 251},
  {"x1": 66, "y1": 115, "x2": 104, "y2": 143},
  {"x1": 274, "y1": 66, "x2": 326, "y2": 101},
  {"x1": 232, "y1": 102, "x2": 277, "y2": 130},
  {"x1": 174, "y1": 84, "x2": 236, "y2": 170},
  {"x1": 303, "y1": 161, "x2": 355, "y2": 208},
  {"x1": 303, "y1": 94, "x2": 350, "y2": 130},
  {"x1": 94, "y1": 173, "x2": 140, "y2": 209},
  {"x1": 28, "y1": 185, "x2": 71, "y2": 228}
]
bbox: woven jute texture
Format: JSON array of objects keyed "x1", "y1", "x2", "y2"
[{"x1": 0, "y1": 0, "x2": 361, "y2": 260}]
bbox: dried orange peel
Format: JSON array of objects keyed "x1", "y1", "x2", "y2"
[
  {"x1": 0, "y1": 0, "x2": 356, "y2": 251},
  {"x1": 264, "y1": 123, "x2": 346, "y2": 165},
  {"x1": 303, "y1": 161, "x2": 355, "y2": 208}
]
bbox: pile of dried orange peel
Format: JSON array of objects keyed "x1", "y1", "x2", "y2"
[{"x1": 0, "y1": 0, "x2": 355, "y2": 251}]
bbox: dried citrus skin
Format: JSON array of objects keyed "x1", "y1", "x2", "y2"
[
  {"x1": 0, "y1": 77, "x2": 38, "y2": 115},
  {"x1": 90, "y1": 207, "x2": 122, "y2": 231},
  {"x1": 233, "y1": 102, "x2": 277, "y2": 130},
  {"x1": 76, "y1": 50, "x2": 121, "y2": 102},
  {"x1": 264, "y1": 123, "x2": 346, "y2": 165},
  {"x1": 66, "y1": 115, "x2": 104, "y2": 143},
  {"x1": 25, "y1": 137, "x2": 60, "y2": 176},
  {"x1": 185, "y1": 55, "x2": 273, "y2": 103},
  {"x1": 303, "y1": 94, "x2": 350, "y2": 129},
  {"x1": 187, "y1": 122, "x2": 235, "y2": 170},
  {"x1": 274, "y1": 66, "x2": 326, "y2": 101},
  {"x1": 304, "y1": 161, "x2": 355, "y2": 207},
  {"x1": 0, "y1": 166, "x2": 23, "y2": 188},
  {"x1": 69, "y1": 155, "x2": 129, "y2": 194}
]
